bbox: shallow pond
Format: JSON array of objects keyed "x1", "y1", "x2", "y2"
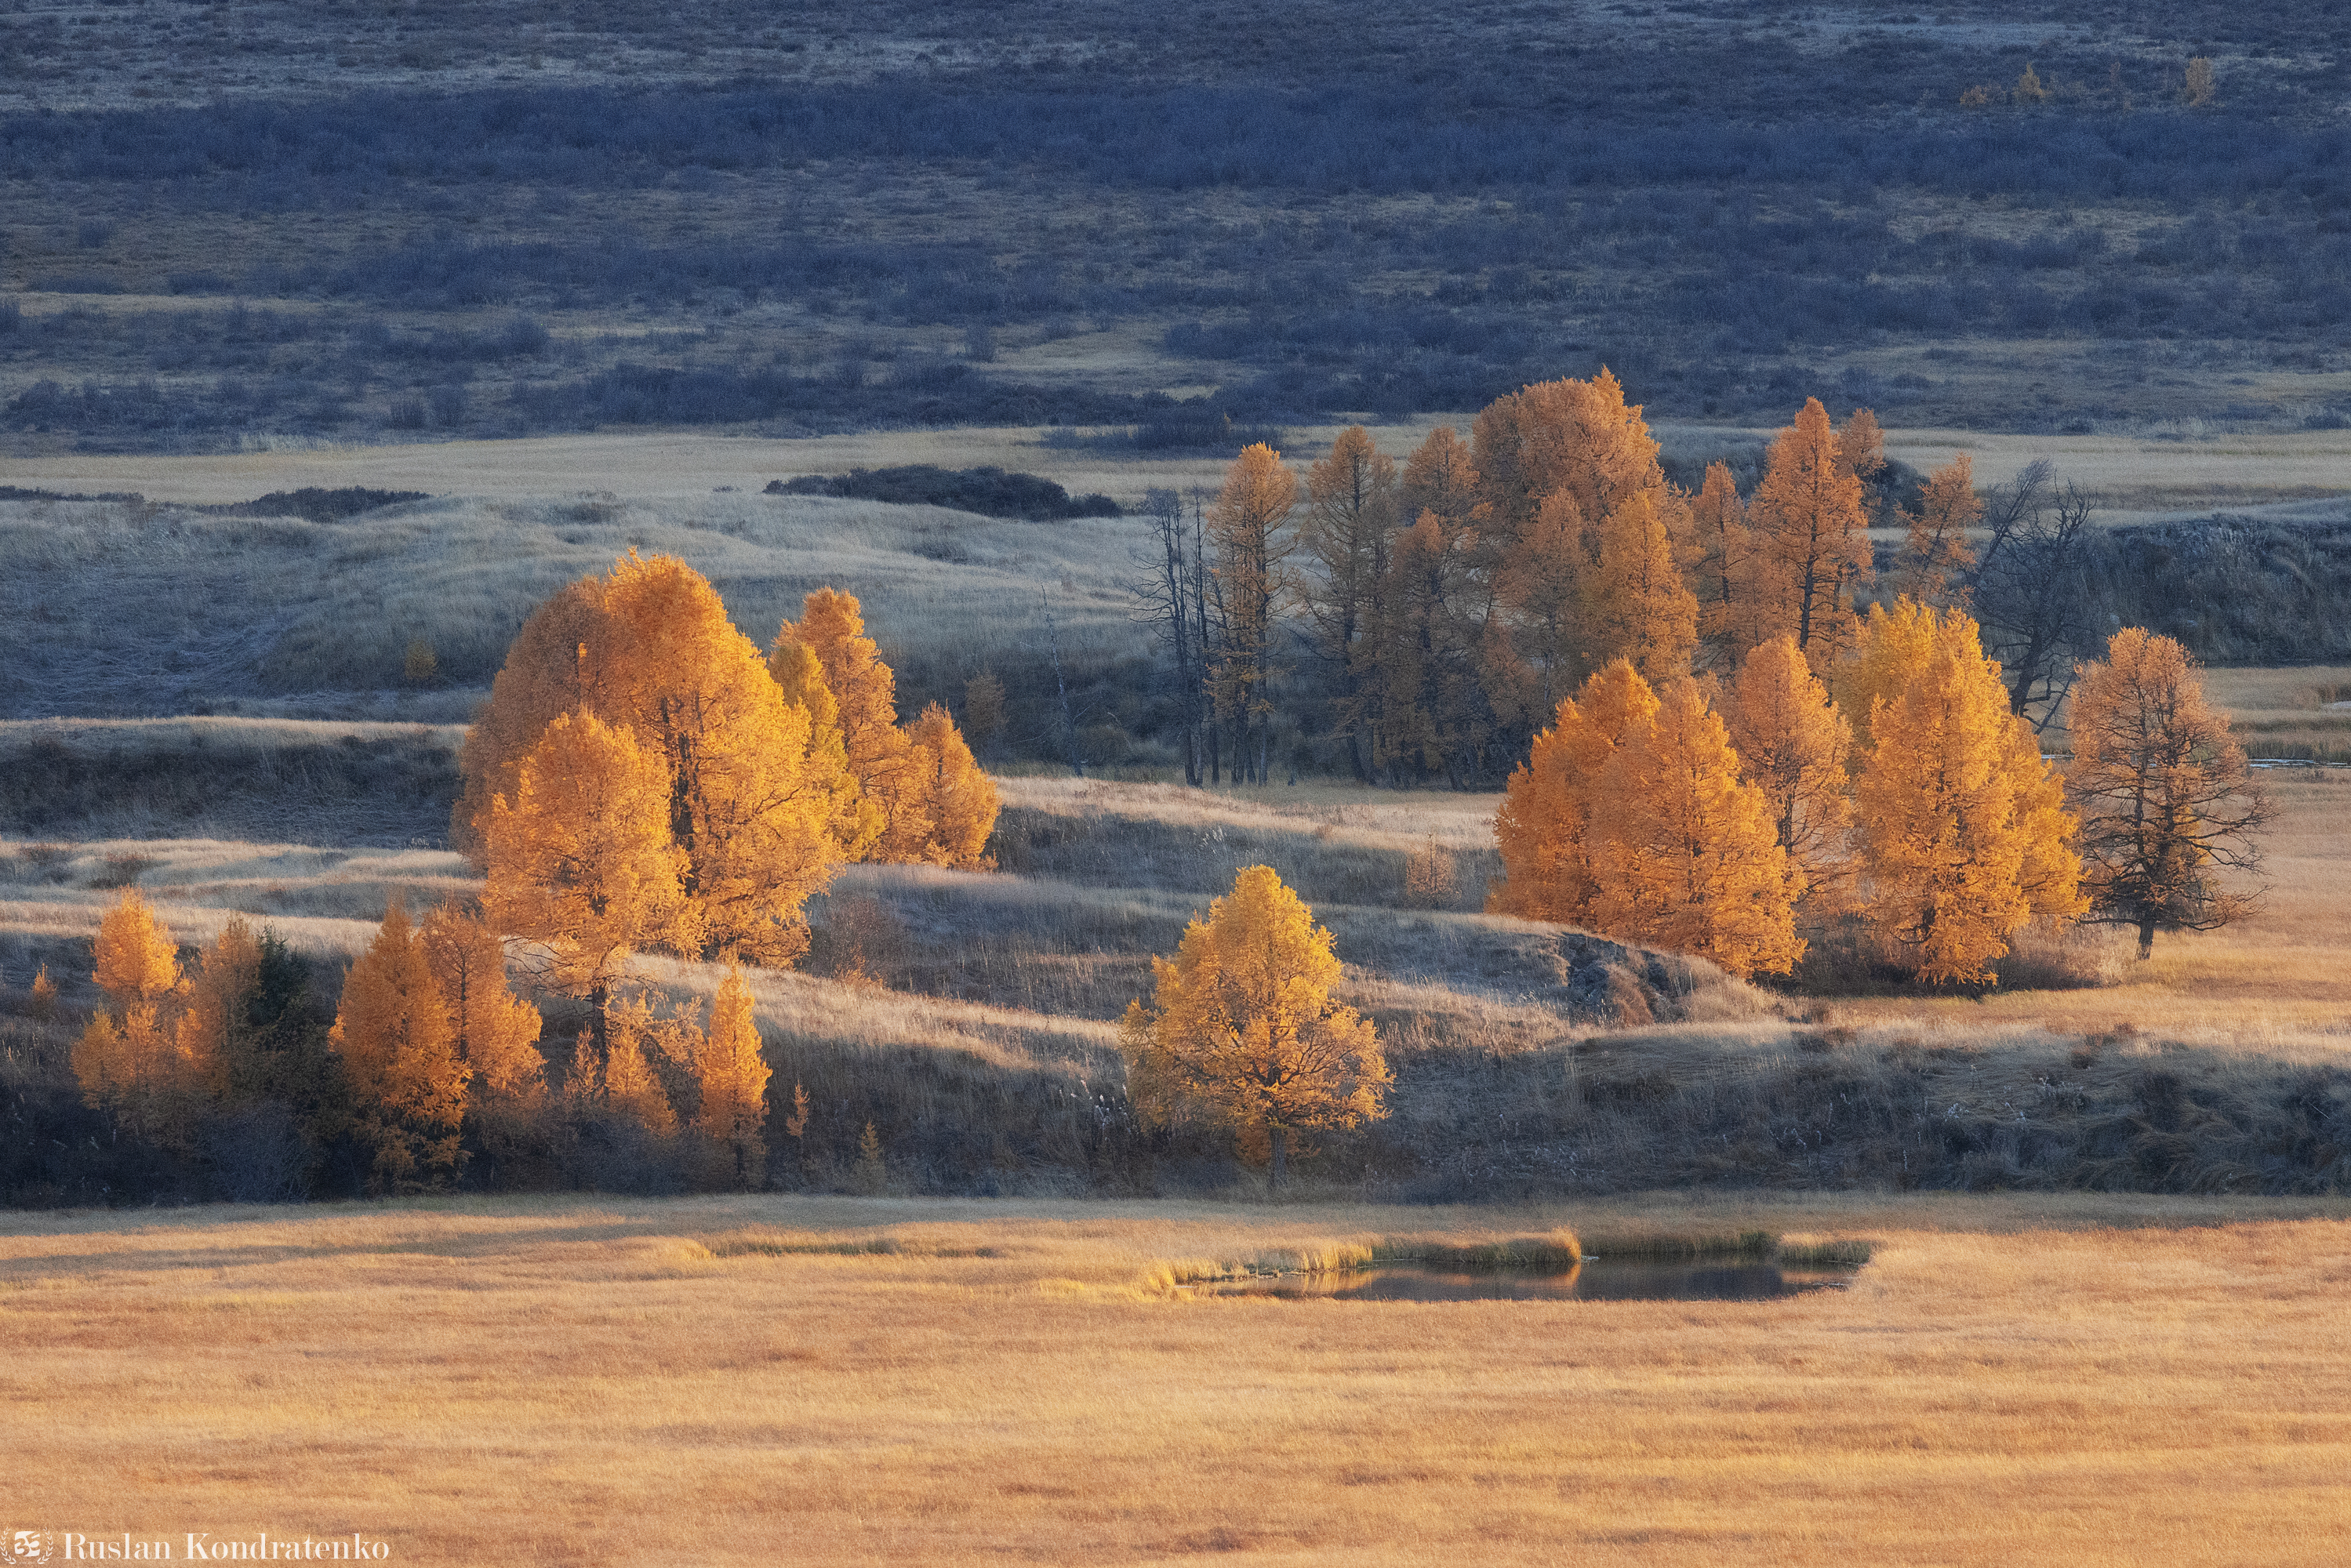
[{"x1": 1201, "y1": 1260, "x2": 1861, "y2": 1302}]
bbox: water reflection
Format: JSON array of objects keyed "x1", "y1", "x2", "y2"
[{"x1": 1202, "y1": 1260, "x2": 1858, "y2": 1302}]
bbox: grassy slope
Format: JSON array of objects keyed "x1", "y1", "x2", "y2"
[
  {"x1": 7, "y1": 761, "x2": 2344, "y2": 1197},
  {"x1": 5, "y1": 1193, "x2": 2349, "y2": 1565}
]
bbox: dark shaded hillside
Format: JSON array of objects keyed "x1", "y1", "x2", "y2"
[{"x1": 2087, "y1": 517, "x2": 2351, "y2": 665}]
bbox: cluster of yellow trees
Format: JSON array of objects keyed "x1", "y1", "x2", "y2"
[
  {"x1": 1230, "y1": 376, "x2": 1985, "y2": 786},
  {"x1": 68, "y1": 890, "x2": 771, "y2": 1192},
  {"x1": 457, "y1": 557, "x2": 997, "y2": 981},
  {"x1": 1492, "y1": 603, "x2": 2084, "y2": 984},
  {"x1": 446, "y1": 556, "x2": 996, "y2": 1181},
  {"x1": 73, "y1": 556, "x2": 1000, "y2": 1192}
]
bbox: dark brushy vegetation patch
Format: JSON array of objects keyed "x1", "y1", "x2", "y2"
[
  {"x1": 768, "y1": 466, "x2": 1117, "y2": 520},
  {"x1": 9, "y1": 1, "x2": 2351, "y2": 448}
]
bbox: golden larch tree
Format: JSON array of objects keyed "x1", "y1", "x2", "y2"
[
  {"x1": 1206, "y1": 443, "x2": 1301, "y2": 783},
  {"x1": 456, "y1": 554, "x2": 842, "y2": 964},
  {"x1": 1487, "y1": 660, "x2": 1662, "y2": 924},
  {"x1": 1493, "y1": 487, "x2": 1588, "y2": 713},
  {"x1": 1472, "y1": 368, "x2": 1666, "y2": 543},
  {"x1": 1724, "y1": 635, "x2": 1855, "y2": 911},
  {"x1": 1585, "y1": 489, "x2": 1700, "y2": 683},
  {"x1": 331, "y1": 902, "x2": 467, "y2": 1192},
  {"x1": 485, "y1": 710, "x2": 691, "y2": 1044},
  {"x1": 594, "y1": 554, "x2": 838, "y2": 964},
  {"x1": 420, "y1": 902, "x2": 544, "y2": 1098},
  {"x1": 1120, "y1": 866, "x2": 1387, "y2": 1189},
  {"x1": 892, "y1": 702, "x2": 1000, "y2": 869},
  {"x1": 1588, "y1": 679, "x2": 1804, "y2": 978},
  {"x1": 1370, "y1": 426, "x2": 1500, "y2": 782},
  {"x1": 692, "y1": 964, "x2": 772, "y2": 1188},
  {"x1": 772, "y1": 587, "x2": 916, "y2": 859},
  {"x1": 598, "y1": 993, "x2": 681, "y2": 1135},
  {"x1": 1893, "y1": 453, "x2": 1981, "y2": 606},
  {"x1": 1853, "y1": 612, "x2": 2084, "y2": 984},
  {"x1": 1690, "y1": 459, "x2": 1763, "y2": 664},
  {"x1": 1749, "y1": 398, "x2": 1873, "y2": 672},
  {"x1": 71, "y1": 889, "x2": 194, "y2": 1137},
  {"x1": 450, "y1": 575, "x2": 607, "y2": 862},
  {"x1": 1840, "y1": 408, "x2": 1886, "y2": 485},
  {"x1": 768, "y1": 633, "x2": 885, "y2": 860},
  {"x1": 1835, "y1": 596, "x2": 1948, "y2": 756},
  {"x1": 172, "y1": 914, "x2": 263, "y2": 1101},
  {"x1": 2066, "y1": 627, "x2": 2270, "y2": 957}
]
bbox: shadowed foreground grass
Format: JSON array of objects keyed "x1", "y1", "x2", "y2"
[{"x1": 5, "y1": 1193, "x2": 2350, "y2": 1565}]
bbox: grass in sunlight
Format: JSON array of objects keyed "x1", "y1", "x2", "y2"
[{"x1": 5, "y1": 1192, "x2": 2349, "y2": 1566}]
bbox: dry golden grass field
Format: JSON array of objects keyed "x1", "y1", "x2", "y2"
[{"x1": 5, "y1": 1192, "x2": 2351, "y2": 1566}]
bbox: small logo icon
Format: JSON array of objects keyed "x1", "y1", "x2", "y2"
[{"x1": 3, "y1": 1532, "x2": 53, "y2": 1566}]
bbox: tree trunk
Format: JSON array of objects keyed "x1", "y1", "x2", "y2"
[
  {"x1": 2137, "y1": 918, "x2": 2157, "y2": 960},
  {"x1": 1269, "y1": 1126, "x2": 1286, "y2": 1193},
  {"x1": 588, "y1": 980, "x2": 610, "y2": 1088}
]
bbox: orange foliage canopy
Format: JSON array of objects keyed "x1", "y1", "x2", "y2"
[
  {"x1": 1120, "y1": 865, "x2": 1387, "y2": 1184},
  {"x1": 772, "y1": 588, "x2": 997, "y2": 868},
  {"x1": 420, "y1": 902, "x2": 543, "y2": 1099},
  {"x1": 1585, "y1": 489, "x2": 1700, "y2": 684},
  {"x1": 332, "y1": 902, "x2": 467, "y2": 1192},
  {"x1": 485, "y1": 709, "x2": 692, "y2": 996},
  {"x1": 1488, "y1": 660, "x2": 1661, "y2": 925},
  {"x1": 692, "y1": 964, "x2": 772, "y2": 1189},
  {"x1": 1894, "y1": 453, "x2": 1982, "y2": 608},
  {"x1": 1851, "y1": 603, "x2": 2084, "y2": 984},
  {"x1": 1748, "y1": 398, "x2": 1872, "y2": 672},
  {"x1": 2066, "y1": 627, "x2": 2269, "y2": 957},
  {"x1": 1723, "y1": 635, "x2": 1854, "y2": 910},
  {"x1": 1590, "y1": 679, "x2": 1803, "y2": 978},
  {"x1": 71, "y1": 889, "x2": 193, "y2": 1135},
  {"x1": 460, "y1": 554, "x2": 843, "y2": 964}
]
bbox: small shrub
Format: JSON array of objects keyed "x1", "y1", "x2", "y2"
[{"x1": 1402, "y1": 837, "x2": 1459, "y2": 909}]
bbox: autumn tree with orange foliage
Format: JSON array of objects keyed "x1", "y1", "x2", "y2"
[
  {"x1": 1721, "y1": 637, "x2": 1854, "y2": 909},
  {"x1": 485, "y1": 709, "x2": 690, "y2": 1047},
  {"x1": 459, "y1": 554, "x2": 843, "y2": 964},
  {"x1": 1120, "y1": 866, "x2": 1386, "y2": 1189},
  {"x1": 1472, "y1": 368, "x2": 1666, "y2": 541},
  {"x1": 589, "y1": 992, "x2": 685, "y2": 1135},
  {"x1": 1893, "y1": 453, "x2": 1982, "y2": 607},
  {"x1": 893, "y1": 702, "x2": 1000, "y2": 869},
  {"x1": 1748, "y1": 399, "x2": 1873, "y2": 672},
  {"x1": 772, "y1": 587, "x2": 997, "y2": 866},
  {"x1": 692, "y1": 964, "x2": 772, "y2": 1188},
  {"x1": 420, "y1": 902, "x2": 543, "y2": 1099},
  {"x1": 1589, "y1": 680, "x2": 1802, "y2": 978},
  {"x1": 1690, "y1": 460, "x2": 1762, "y2": 665},
  {"x1": 1206, "y1": 443, "x2": 1300, "y2": 783},
  {"x1": 2066, "y1": 628, "x2": 2270, "y2": 958},
  {"x1": 332, "y1": 902, "x2": 467, "y2": 1192},
  {"x1": 1488, "y1": 660, "x2": 1661, "y2": 924},
  {"x1": 1492, "y1": 487, "x2": 1587, "y2": 713},
  {"x1": 1584, "y1": 489, "x2": 1699, "y2": 683},
  {"x1": 772, "y1": 587, "x2": 910, "y2": 856},
  {"x1": 1371, "y1": 426, "x2": 1494, "y2": 782},
  {"x1": 71, "y1": 888, "x2": 191, "y2": 1138},
  {"x1": 1851, "y1": 604, "x2": 2084, "y2": 984},
  {"x1": 1839, "y1": 407, "x2": 1886, "y2": 489}
]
